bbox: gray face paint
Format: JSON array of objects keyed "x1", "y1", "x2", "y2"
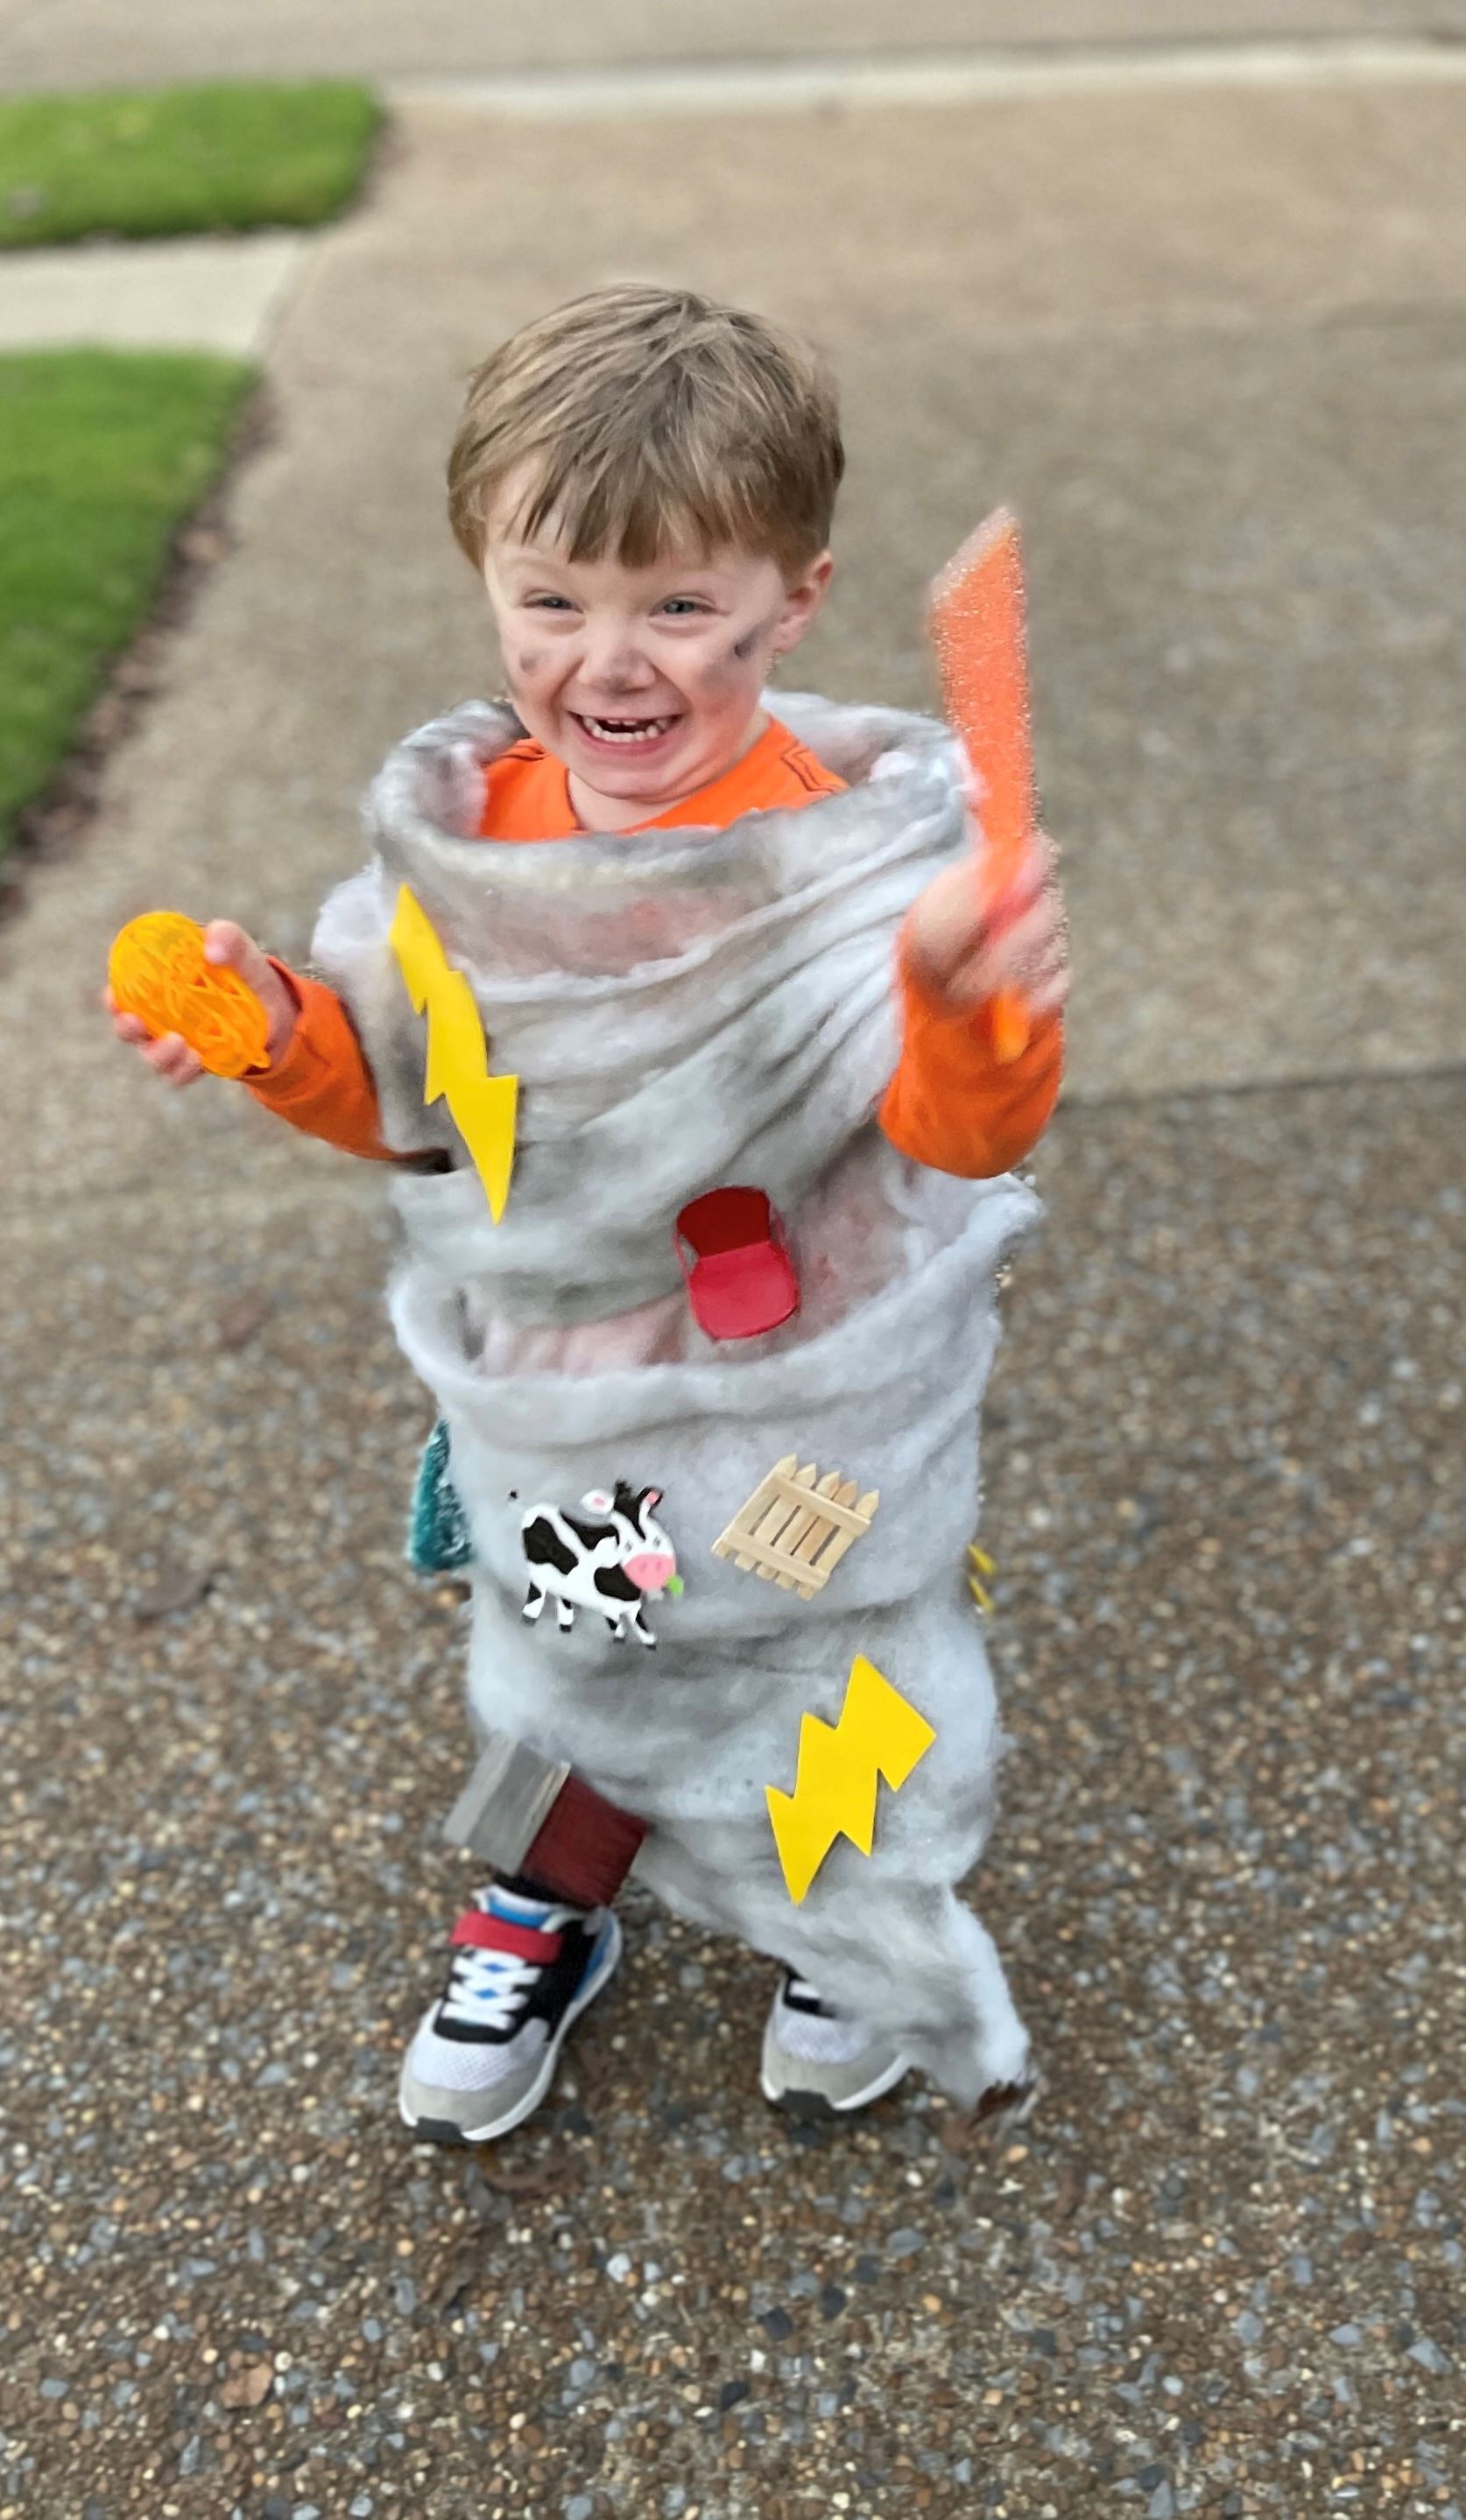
[{"x1": 730, "y1": 630, "x2": 760, "y2": 663}]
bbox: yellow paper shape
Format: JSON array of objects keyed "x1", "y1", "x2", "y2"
[
  {"x1": 389, "y1": 883, "x2": 518, "y2": 1221},
  {"x1": 766, "y1": 1655, "x2": 936, "y2": 1907}
]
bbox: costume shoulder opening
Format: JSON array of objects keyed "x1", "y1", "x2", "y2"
[{"x1": 769, "y1": 692, "x2": 959, "y2": 795}]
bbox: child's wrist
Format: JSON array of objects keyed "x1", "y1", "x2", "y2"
[{"x1": 256, "y1": 959, "x2": 305, "y2": 1070}]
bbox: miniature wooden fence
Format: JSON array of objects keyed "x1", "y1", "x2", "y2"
[{"x1": 713, "y1": 1455, "x2": 879, "y2": 1600}]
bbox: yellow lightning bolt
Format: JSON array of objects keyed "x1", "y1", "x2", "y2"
[
  {"x1": 389, "y1": 883, "x2": 518, "y2": 1222},
  {"x1": 968, "y1": 1541, "x2": 996, "y2": 1614},
  {"x1": 766, "y1": 1656, "x2": 936, "y2": 1907}
]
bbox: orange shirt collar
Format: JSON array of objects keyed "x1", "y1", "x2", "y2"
[{"x1": 480, "y1": 717, "x2": 831, "y2": 842}]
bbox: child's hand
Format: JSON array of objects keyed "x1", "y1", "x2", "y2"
[
  {"x1": 904, "y1": 834, "x2": 1068, "y2": 1024},
  {"x1": 102, "y1": 919, "x2": 298, "y2": 1085}
]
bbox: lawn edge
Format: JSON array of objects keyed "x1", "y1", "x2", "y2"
[
  {"x1": 0, "y1": 377, "x2": 275, "y2": 919},
  {"x1": 0, "y1": 80, "x2": 388, "y2": 254}
]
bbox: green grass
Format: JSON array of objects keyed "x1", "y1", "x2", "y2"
[
  {"x1": 0, "y1": 348, "x2": 255, "y2": 859},
  {"x1": 0, "y1": 81, "x2": 382, "y2": 250}
]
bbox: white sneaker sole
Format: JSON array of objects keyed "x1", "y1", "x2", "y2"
[
  {"x1": 760, "y1": 2046, "x2": 912, "y2": 2117},
  {"x1": 399, "y1": 1910, "x2": 622, "y2": 2145}
]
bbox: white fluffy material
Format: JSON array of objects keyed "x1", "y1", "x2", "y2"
[{"x1": 312, "y1": 693, "x2": 1040, "y2": 2104}]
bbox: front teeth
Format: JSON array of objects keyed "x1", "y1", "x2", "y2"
[{"x1": 581, "y1": 714, "x2": 674, "y2": 743}]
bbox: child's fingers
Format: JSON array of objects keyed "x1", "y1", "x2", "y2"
[
  {"x1": 103, "y1": 982, "x2": 148, "y2": 1041},
  {"x1": 977, "y1": 890, "x2": 1063, "y2": 990},
  {"x1": 906, "y1": 839, "x2": 1068, "y2": 1011},
  {"x1": 144, "y1": 1032, "x2": 205, "y2": 1086},
  {"x1": 981, "y1": 827, "x2": 1055, "y2": 922},
  {"x1": 103, "y1": 978, "x2": 193, "y2": 1060},
  {"x1": 1025, "y1": 961, "x2": 1071, "y2": 1019},
  {"x1": 203, "y1": 918, "x2": 273, "y2": 996},
  {"x1": 1020, "y1": 892, "x2": 1073, "y2": 1016},
  {"x1": 203, "y1": 918, "x2": 295, "y2": 1062}
]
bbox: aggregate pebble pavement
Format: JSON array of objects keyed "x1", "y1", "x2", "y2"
[
  {"x1": 4, "y1": 19, "x2": 1466, "y2": 2520},
  {"x1": 4, "y1": 1081, "x2": 1462, "y2": 2517}
]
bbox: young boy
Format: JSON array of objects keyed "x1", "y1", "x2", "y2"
[{"x1": 109, "y1": 285, "x2": 1068, "y2": 2143}]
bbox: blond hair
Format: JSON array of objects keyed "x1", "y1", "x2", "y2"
[{"x1": 447, "y1": 284, "x2": 843, "y2": 580}]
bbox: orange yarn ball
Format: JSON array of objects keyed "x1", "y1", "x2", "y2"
[{"x1": 108, "y1": 912, "x2": 270, "y2": 1080}]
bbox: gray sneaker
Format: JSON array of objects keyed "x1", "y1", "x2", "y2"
[
  {"x1": 399, "y1": 1885, "x2": 621, "y2": 2144},
  {"x1": 760, "y1": 1968, "x2": 910, "y2": 2117},
  {"x1": 760, "y1": 1971, "x2": 1041, "y2": 2125}
]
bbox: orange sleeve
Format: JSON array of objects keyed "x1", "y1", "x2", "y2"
[
  {"x1": 243, "y1": 961, "x2": 398, "y2": 1162},
  {"x1": 878, "y1": 933, "x2": 1063, "y2": 1178}
]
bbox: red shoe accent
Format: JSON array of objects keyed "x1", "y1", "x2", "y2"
[{"x1": 449, "y1": 1911, "x2": 564, "y2": 1962}]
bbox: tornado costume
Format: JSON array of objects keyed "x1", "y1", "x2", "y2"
[{"x1": 312, "y1": 692, "x2": 1040, "y2": 2103}]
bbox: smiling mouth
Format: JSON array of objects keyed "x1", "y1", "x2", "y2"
[{"x1": 573, "y1": 712, "x2": 680, "y2": 746}]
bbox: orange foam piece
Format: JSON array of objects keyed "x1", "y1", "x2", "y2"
[
  {"x1": 109, "y1": 912, "x2": 271, "y2": 1080},
  {"x1": 928, "y1": 507, "x2": 1038, "y2": 1060}
]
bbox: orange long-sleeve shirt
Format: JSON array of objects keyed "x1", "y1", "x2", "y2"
[{"x1": 247, "y1": 718, "x2": 1061, "y2": 1176}]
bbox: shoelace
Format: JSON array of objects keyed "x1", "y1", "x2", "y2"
[{"x1": 441, "y1": 1939, "x2": 544, "y2": 2032}]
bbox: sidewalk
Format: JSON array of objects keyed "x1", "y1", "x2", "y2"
[
  {"x1": 2, "y1": 36, "x2": 1463, "y2": 2520},
  {"x1": 4, "y1": 0, "x2": 1461, "y2": 91},
  {"x1": 0, "y1": 231, "x2": 307, "y2": 354}
]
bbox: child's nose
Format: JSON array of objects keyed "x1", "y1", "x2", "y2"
[{"x1": 583, "y1": 627, "x2": 655, "y2": 689}]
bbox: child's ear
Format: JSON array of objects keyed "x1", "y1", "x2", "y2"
[{"x1": 773, "y1": 550, "x2": 835, "y2": 658}]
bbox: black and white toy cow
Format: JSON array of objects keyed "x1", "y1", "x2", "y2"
[{"x1": 519, "y1": 1482, "x2": 679, "y2": 1646}]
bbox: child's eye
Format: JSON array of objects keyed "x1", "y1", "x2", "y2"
[
  {"x1": 525, "y1": 594, "x2": 575, "y2": 612},
  {"x1": 659, "y1": 597, "x2": 710, "y2": 618}
]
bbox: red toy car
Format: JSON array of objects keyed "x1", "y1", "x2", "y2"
[{"x1": 674, "y1": 1186, "x2": 800, "y2": 1341}]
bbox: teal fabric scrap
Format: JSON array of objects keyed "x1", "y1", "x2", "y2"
[{"x1": 408, "y1": 1418, "x2": 474, "y2": 1573}]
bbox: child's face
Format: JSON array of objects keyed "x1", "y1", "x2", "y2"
[{"x1": 482, "y1": 489, "x2": 832, "y2": 829}]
